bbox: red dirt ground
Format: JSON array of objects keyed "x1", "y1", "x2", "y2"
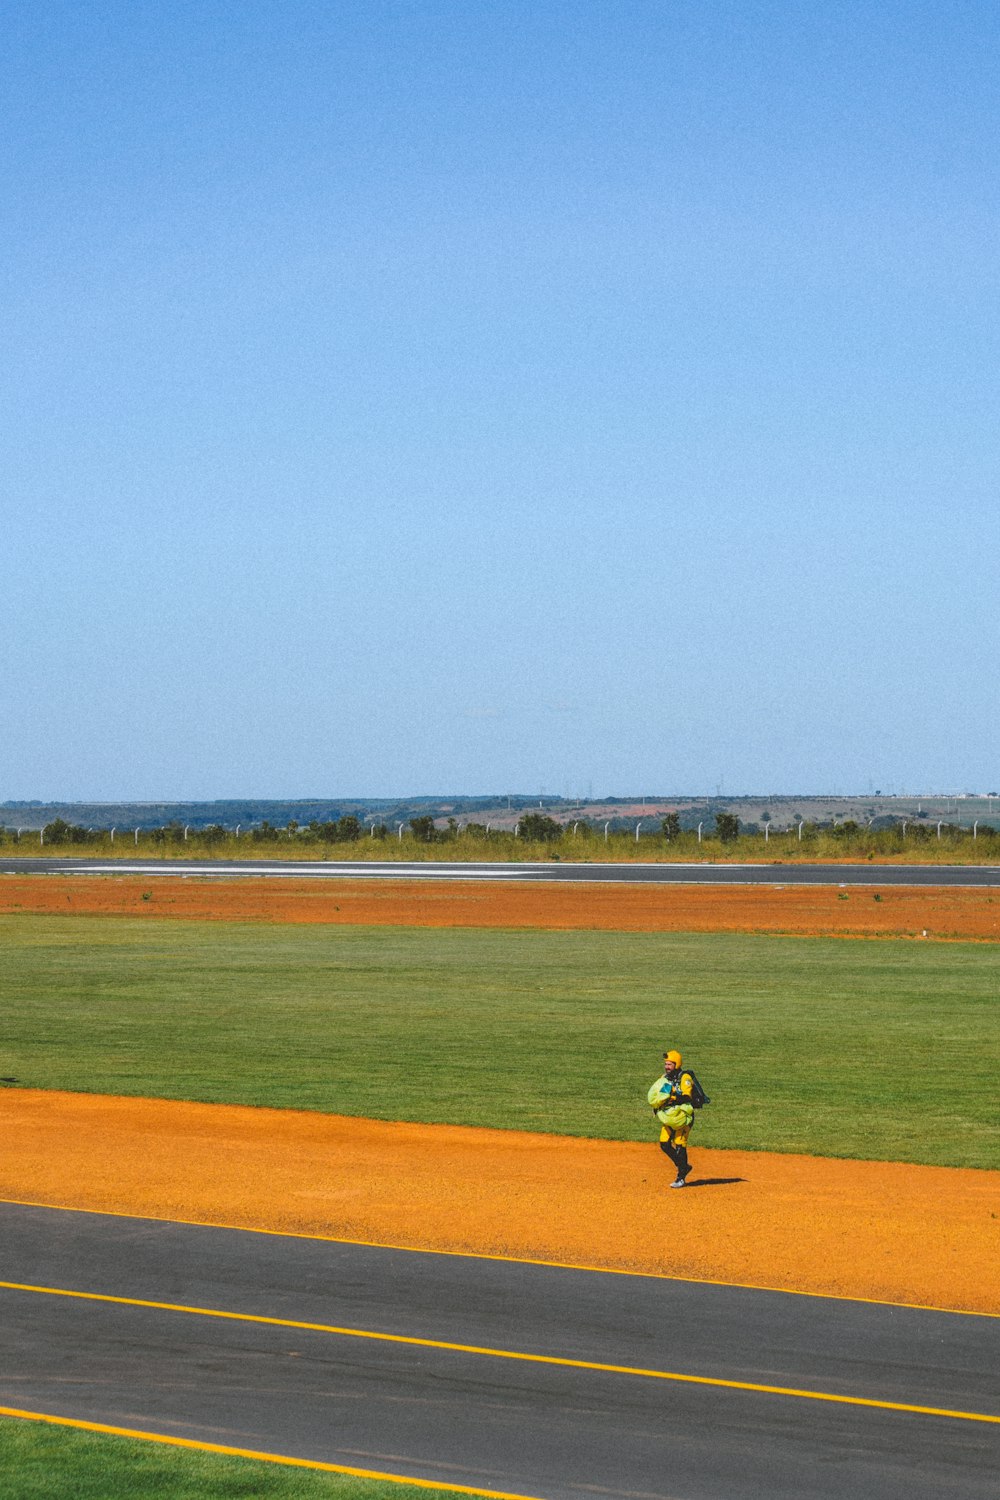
[
  {"x1": 2, "y1": 874, "x2": 999, "y2": 939},
  {"x1": 1, "y1": 1090, "x2": 996, "y2": 1314}
]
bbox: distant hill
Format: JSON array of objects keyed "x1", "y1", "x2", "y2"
[
  {"x1": 0, "y1": 795, "x2": 544, "y2": 832},
  {"x1": 1, "y1": 791, "x2": 997, "y2": 832}
]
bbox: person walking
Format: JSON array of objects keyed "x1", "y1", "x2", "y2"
[{"x1": 648, "y1": 1049, "x2": 697, "y2": 1188}]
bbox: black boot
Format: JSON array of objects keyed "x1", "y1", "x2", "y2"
[{"x1": 669, "y1": 1146, "x2": 691, "y2": 1188}]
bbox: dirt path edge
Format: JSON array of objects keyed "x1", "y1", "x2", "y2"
[
  {"x1": 1, "y1": 874, "x2": 999, "y2": 939},
  {"x1": 2, "y1": 1090, "x2": 996, "y2": 1314}
]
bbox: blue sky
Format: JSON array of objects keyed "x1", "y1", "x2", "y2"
[{"x1": 3, "y1": 2, "x2": 998, "y2": 798}]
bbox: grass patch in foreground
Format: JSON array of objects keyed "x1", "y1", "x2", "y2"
[
  {"x1": 0, "y1": 1416, "x2": 466, "y2": 1499},
  {"x1": 2, "y1": 917, "x2": 997, "y2": 1169}
]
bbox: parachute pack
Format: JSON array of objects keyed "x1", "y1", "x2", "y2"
[{"x1": 684, "y1": 1068, "x2": 711, "y2": 1110}]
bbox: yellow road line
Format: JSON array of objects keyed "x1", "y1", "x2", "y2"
[
  {"x1": 0, "y1": 1404, "x2": 543, "y2": 1498},
  {"x1": 1, "y1": 1196, "x2": 995, "y2": 1320},
  {"x1": 2, "y1": 1278, "x2": 997, "y2": 1426}
]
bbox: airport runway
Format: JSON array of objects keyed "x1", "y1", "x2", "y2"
[
  {"x1": 2, "y1": 1202, "x2": 997, "y2": 1499},
  {"x1": 4, "y1": 856, "x2": 1000, "y2": 885}
]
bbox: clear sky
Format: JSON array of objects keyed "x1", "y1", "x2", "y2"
[{"x1": 3, "y1": 2, "x2": 998, "y2": 799}]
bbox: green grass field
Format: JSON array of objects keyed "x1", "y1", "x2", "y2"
[
  {"x1": 3, "y1": 916, "x2": 997, "y2": 1168},
  {"x1": 0, "y1": 1417, "x2": 463, "y2": 1500}
]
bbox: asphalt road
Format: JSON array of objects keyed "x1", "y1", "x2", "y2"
[
  {"x1": 2, "y1": 1202, "x2": 997, "y2": 1499},
  {"x1": 4, "y1": 856, "x2": 1000, "y2": 885}
]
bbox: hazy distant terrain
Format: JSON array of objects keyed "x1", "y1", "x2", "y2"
[{"x1": 2, "y1": 791, "x2": 997, "y2": 833}]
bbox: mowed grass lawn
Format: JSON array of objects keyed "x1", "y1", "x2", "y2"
[
  {"x1": 2, "y1": 916, "x2": 996, "y2": 1169},
  {"x1": 0, "y1": 1417, "x2": 461, "y2": 1500}
]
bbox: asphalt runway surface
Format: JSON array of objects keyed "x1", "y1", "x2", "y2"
[
  {"x1": 2, "y1": 1202, "x2": 997, "y2": 1499},
  {"x1": 5, "y1": 856, "x2": 1000, "y2": 885}
]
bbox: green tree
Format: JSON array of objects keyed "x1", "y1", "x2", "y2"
[
  {"x1": 150, "y1": 822, "x2": 184, "y2": 846},
  {"x1": 715, "y1": 812, "x2": 740, "y2": 843},
  {"x1": 661, "y1": 813, "x2": 680, "y2": 841},
  {"x1": 44, "y1": 819, "x2": 92, "y2": 844},
  {"x1": 410, "y1": 815, "x2": 437, "y2": 842},
  {"x1": 518, "y1": 813, "x2": 563, "y2": 841}
]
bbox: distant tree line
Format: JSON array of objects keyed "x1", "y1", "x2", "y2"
[{"x1": 0, "y1": 812, "x2": 996, "y2": 854}]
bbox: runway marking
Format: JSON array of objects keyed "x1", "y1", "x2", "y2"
[
  {"x1": 2, "y1": 1197, "x2": 995, "y2": 1321},
  {"x1": 3, "y1": 1279, "x2": 998, "y2": 1426},
  {"x1": 0, "y1": 1405, "x2": 544, "y2": 1499},
  {"x1": 9, "y1": 860, "x2": 997, "y2": 886}
]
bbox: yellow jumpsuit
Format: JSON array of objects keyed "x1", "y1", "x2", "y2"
[{"x1": 647, "y1": 1071, "x2": 695, "y2": 1148}]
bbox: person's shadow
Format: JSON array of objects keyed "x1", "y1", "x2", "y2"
[{"x1": 684, "y1": 1177, "x2": 745, "y2": 1189}]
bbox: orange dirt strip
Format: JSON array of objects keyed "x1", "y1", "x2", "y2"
[
  {"x1": 2, "y1": 1090, "x2": 996, "y2": 1314},
  {"x1": 2, "y1": 874, "x2": 1000, "y2": 938}
]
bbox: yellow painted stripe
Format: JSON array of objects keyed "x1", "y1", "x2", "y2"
[
  {"x1": 2, "y1": 1278, "x2": 997, "y2": 1426},
  {"x1": 1, "y1": 1196, "x2": 995, "y2": 1321},
  {"x1": 0, "y1": 1404, "x2": 542, "y2": 1498}
]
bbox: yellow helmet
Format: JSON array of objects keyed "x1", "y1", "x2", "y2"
[{"x1": 664, "y1": 1049, "x2": 682, "y2": 1067}]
